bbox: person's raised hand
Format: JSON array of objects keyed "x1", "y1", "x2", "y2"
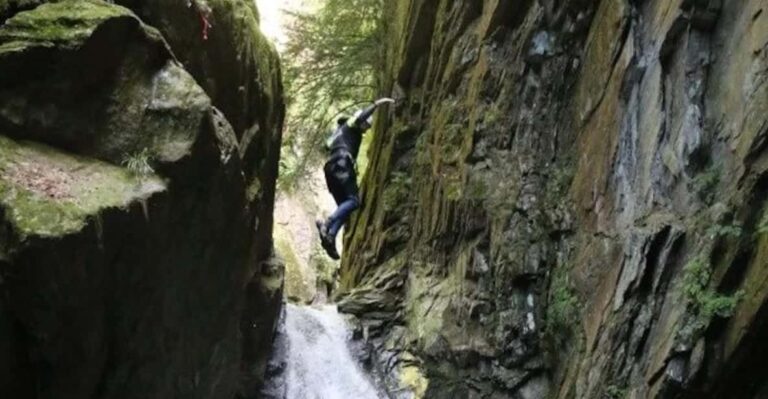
[{"x1": 374, "y1": 97, "x2": 396, "y2": 106}]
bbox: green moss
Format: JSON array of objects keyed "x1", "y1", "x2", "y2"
[
  {"x1": 756, "y1": 208, "x2": 768, "y2": 235},
  {"x1": 209, "y1": 0, "x2": 278, "y2": 96},
  {"x1": 682, "y1": 255, "x2": 744, "y2": 333},
  {"x1": 545, "y1": 266, "x2": 580, "y2": 345},
  {"x1": 605, "y1": 385, "x2": 628, "y2": 399},
  {"x1": 356, "y1": 126, "x2": 375, "y2": 183},
  {"x1": 690, "y1": 165, "x2": 721, "y2": 205},
  {"x1": 400, "y1": 363, "x2": 429, "y2": 399},
  {"x1": 0, "y1": 0, "x2": 134, "y2": 52},
  {"x1": 443, "y1": 175, "x2": 464, "y2": 201},
  {"x1": 706, "y1": 223, "x2": 742, "y2": 240},
  {"x1": 464, "y1": 175, "x2": 488, "y2": 199},
  {"x1": 545, "y1": 163, "x2": 576, "y2": 202},
  {"x1": 275, "y1": 233, "x2": 310, "y2": 303},
  {"x1": 383, "y1": 171, "x2": 412, "y2": 211},
  {"x1": 246, "y1": 177, "x2": 262, "y2": 202},
  {"x1": 0, "y1": 135, "x2": 165, "y2": 238},
  {"x1": 439, "y1": 123, "x2": 466, "y2": 164}
]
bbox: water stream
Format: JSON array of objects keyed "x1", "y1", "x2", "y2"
[{"x1": 264, "y1": 303, "x2": 386, "y2": 399}]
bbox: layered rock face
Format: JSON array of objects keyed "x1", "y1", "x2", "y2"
[
  {"x1": 339, "y1": 0, "x2": 768, "y2": 398},
  {"x1": 0, "y1": 1, "x2": 284, "y2": 398}
]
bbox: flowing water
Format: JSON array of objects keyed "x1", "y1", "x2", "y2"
[{"x1": 274, "y1": 303, "x2": 386, "y2": 399}]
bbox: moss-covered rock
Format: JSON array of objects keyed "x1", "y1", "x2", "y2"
[
  {"x1": 0, "y1": 0, "x2": 135, "y2": 50},
  {"x1": 115, "y1": 0, "x2": 285, "y2": 181},
  {"x1": 339, "y1": 0, "x2": 768, "y2": 398},
  {"x1": 0, "y1": 0, "x2": 209, "y2": 166},
  {"x1": 0, "y1": 135, "x2": 165, "y2": 238},
  {"x1": 0, "y1": 1, "x2": 284, "y2": 398},
  {"x1": 274, "y1": 223, "x2": 316, "y2": 304}
]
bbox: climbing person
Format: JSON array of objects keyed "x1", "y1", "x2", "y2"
[{"x1": 316, "y1": 97, "x2": 396, "y2": 259}]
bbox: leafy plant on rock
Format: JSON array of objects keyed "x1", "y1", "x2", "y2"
[
  {"x1": 545, "y1": 266, "x2": 580, "y2": 346},
  {"x1": 706, "y1": 223, "x2": 742, "y2": 240},
  {"x1": 122, "y1": 148, "x2": 154, "y2": 176},
  {"x1": 756, "y1": 209, "x2": 768, "y2": 236},
  {"x1": 690, "y1": 165, "x2": 721, "y2": 205},
  {"x1": 605, "y1": 384, "x2": 628, "y2": 399},
  {"x1": 682, "y1": 254, "x2": 743, "y2": 333}
]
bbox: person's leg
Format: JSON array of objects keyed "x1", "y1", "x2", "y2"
[
  {"x1": 326, "y1": 196, "x2": 360, "y2": 239},
  {"x1": 317, "y1": 153, "x2": 358, "y2": 259},
  {"x1": 324, "y1": 159, "x2": 345, "y2": 205},
  {"x1": 317, "y1": 158, "x2": 346, "y2": 259}
]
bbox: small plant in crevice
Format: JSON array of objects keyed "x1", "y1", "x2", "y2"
[
  {"x1": 544, "y1": 164, "x2": 576, "y2": 204},
  {"x1": 122, "y1": 148, "x2": 155, "y2": 176},
  {"x1": 706, "y1": 223, "x2": 743, "y2": 240},
  {"x1": 681, "y1": 254, "x2": 743, "y2": 334},
  {"x1": 756, "y1": 209, "x2": 768, "y2": 236},
  {"x1": 605, "y1": 384, "x2": 628, "y2": 399},
  {"x1": 383, "y1": 171, "x2": 412, "y2": 210},
  {"x1": 545, "y1": 266, "x2": 580, "y2": 346},
  {"x1": 690, "y1": 165, "x2": 722, "y2": 204}
]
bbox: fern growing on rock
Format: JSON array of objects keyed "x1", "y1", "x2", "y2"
[{"x1": 682, "y1": 255, "x2": 743, "y2": 334}]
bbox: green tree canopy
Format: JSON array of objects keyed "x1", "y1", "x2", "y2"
[{"x1": 280, "y1": 0, "x2": 384, "y2": 189}]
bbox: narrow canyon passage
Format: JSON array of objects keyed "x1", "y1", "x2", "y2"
[{"x1": 0, "y1": 0, "x2": 767, "y2": 399}]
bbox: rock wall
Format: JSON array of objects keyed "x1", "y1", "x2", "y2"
[
  {"x1": 338, "y1": 0, "x2": 768, "y2": 398},
  {"x1": 0, "y1": 0, "x2": 284, "y2": 398}
]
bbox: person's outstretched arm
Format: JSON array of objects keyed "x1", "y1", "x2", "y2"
[{"x1": 349, "y1": 98, "x2": 395, "y2": 128}]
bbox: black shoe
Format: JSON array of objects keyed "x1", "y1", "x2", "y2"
[{"x1": 315, "y1": 220, "x2": 340, "y2": 260}]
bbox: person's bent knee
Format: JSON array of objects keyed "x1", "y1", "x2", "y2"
[{"x1": 347, "y1": 196, "x2": 361, "y2": 209}]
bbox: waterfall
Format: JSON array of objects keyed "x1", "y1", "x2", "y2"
[{"x1": 264, "y1": 303, "x2": 387, "y2": 399}]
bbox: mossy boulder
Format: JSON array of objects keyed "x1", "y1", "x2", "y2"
[
  {"x1": 0, "y1": 1, "x2": 284, "y2": 398},
  {"x1": 0, "y1": 135, "x2": 165, "y2": 238},
  {"x1": 0, "y1": 0, "x2": 212, "y2": 166},
  {"x1": 115, "y1": 0, "x2": 285, "y2": 182},
  {"x1": 0, "y1": 0, "x2": 137, "y2": 50}
]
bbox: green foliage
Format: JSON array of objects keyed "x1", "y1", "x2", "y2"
[
  {"x1": 277, "y1": 148, "x2": 302, "y2": 192},
  {"x1": 465, "y1": 174, "x2": 489, "y2": 200},
  {"x1": 545, "y1": 266, "x2": 580, "y2": 345},
  {"x1": 383, "y1": 171, "x2": 411, "y2": 211},
  {"x1": 121, "y1": 148, "x2": 154, "y2": 176},
  {"x1": 605, "y1": 385, "x2": 628, "y2": 399},
  {"x1": 682, "y1": 255, "x2": 743, "y2": 332},
  {"x1": 756, "y1": 209, "x2": 768, "y2": 235},
  {"x1": 691, "y1": 166, "x2": 721, "y2": 204},
  {"x1": 545, "y1": 164, "x2": 575, "y2": 202},
  {"x1": 482, "y1": 103, "x2": 503, "y2": 126},
  {"x1": 706, "y1": 223, "x2": 742, "y2": 240},
  {"x1": 280, "y1": 0, "x2": 385, "y2": 188}
]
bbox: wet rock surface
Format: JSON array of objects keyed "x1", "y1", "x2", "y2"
[
  {"x1": 0, "y1": 1, "x2": 284, "y2": 398},
  {"x1": 261, "y1": 304, "x2": 386, "y2": 399},
  {"x1": 338, "y1": 0, "x2": 768, "y2": 398}
]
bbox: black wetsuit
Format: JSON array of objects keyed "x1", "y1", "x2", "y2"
[
  {"x1": 319, "y1": 104, "x2": 380, "y2": 244},
  {"x1": 324, "y1": 104, "x2": 376, "y2": 204}
]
